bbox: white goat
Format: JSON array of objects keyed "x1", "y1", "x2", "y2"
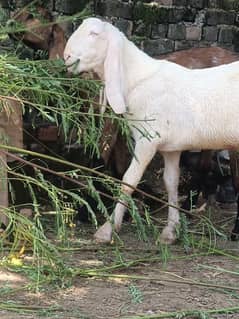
[{"x1": 64, "y1": 17, "x2": 239, "y2": 244}]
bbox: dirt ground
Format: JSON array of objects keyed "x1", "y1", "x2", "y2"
[{"x1": 1, "y1": 205, "x2": 239, "y2": 319}]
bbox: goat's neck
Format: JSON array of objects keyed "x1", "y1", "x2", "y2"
[
  {"x1": 122, "y1": 39, "x2": 158, "y2": 94},
  {"x1": 94, "y1": 65, "x2": 104, "y2": 80},
  {"x1": 94, "y1": 37, "x2": 158, "y2": 91}
]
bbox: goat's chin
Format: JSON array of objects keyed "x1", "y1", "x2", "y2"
[
  {"x1": 67, "y1": 64, "x2": 89, "y2": 75},
  {"x1": 67, "y1": 66, "x2": 80, "y2": 74}
]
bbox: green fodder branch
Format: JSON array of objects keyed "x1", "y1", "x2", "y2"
[
  {"x1": 0, "y1": 207, "x2": 64, "y2": 272},
  {"x1": 71, "y1": 271, "x2": 239, "y2": 292},
  {"x1": 123, "y1": 306, "x2": 239, "y2": 319},
  {"x1": 0, "y1": 55, "x2": 134, "y2": 157},
  {"x1": 1, "y1": 143, "x2": 231, "y2": 232},
  {"x1": 0, "y1": 302, "x2": 63, "y2": 314},
  {"x1": 1, "y1": 143, "x2": 231, "y2": 245},
  {"x1": 0, "y1": 144, "x2": 197, "y2": 215}
]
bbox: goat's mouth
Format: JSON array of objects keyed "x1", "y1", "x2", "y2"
[{"x1": 66, "y1": 59, "x2": 80, "y2": 73}]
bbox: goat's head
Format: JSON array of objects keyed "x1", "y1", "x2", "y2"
[
  {"x1": 64, "y1": 18, "x2": 127, "y2": 114},
  {"x1": 8, "y1": 7, "x2": 66, "y2": 58}
]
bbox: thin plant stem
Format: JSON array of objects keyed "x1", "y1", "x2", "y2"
[
  {"x1": 123, "y1": 306, "x2": 239, "y2": 319},
  {"x1": 0, "y1": 144, "x2": 201, "y2": 217},
  {"x1": 73, "y1": 271, "x2": 239, "y2": 292}
]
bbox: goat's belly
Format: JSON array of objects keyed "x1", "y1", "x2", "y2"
[
  {"x1": 129, "y1": 118, "x2": 239, "y2": 151},
  {"x1": 164, "y1": 129, "x2": 239, "y2": 151},
  {"x1": 160, "y1": 140, "x2": 239, "y2": 152},
  {"x1": 183, "y1": 139, "x2": 239, "y2": 151}
]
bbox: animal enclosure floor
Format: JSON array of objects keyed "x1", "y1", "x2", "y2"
[{"x1": 0, "y1": 206, "x2": 239, "y2": 319}]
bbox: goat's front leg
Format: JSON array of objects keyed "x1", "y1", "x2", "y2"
[
  {"x1": 94, "y1": 140, "x2": 157, "y2": 243},
  {"x1": 160, "y1": 151, "x2": 181, "y2": 244}
]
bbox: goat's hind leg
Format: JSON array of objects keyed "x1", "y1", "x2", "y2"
[
  {"x1": 94, "y1": 140, "x2": 157, "y2": 243},
  {"x1": 160, "y1": 151, "x2": 181, "y2": 244},
  {"x1": 229, "y1": 150, "x2": 239, "y2": 240},
  {"x1": 231, "y1": 196, "x2": 239, "y2": 240}
]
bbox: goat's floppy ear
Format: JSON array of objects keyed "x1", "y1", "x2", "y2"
[{"x1": 104, "y1": 26, "x2": 126, "y2": 114}]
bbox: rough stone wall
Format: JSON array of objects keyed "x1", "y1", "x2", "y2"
[
  {"x1": 94, "y1": 0, "x2": 239, "y2": 55},
  {"x1": 0, "y1": 0, "x2": 89, "y2": 34},
  {"x1": 0, "y1": 0, "x2": 90, "y2": 56},
  {"x1": 1, "y1": 0, "x2": 239, "y2": 55}
]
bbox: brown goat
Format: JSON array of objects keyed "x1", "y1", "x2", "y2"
[
  {"x1": 9, "y1": 6, "x2": 66, "y2": 59},
  {"x1": 159, "y1": 46, "x2": 239, "y2": 68}
]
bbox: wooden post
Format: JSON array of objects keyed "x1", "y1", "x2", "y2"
[
  {"x1": 0, "y1": 98, "x2": 23, "y2": 227},
  {"x1": 0, "y1": 151, "x2": 8, "y2": 226}
]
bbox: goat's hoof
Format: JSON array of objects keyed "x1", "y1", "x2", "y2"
[
  {"x1": 231, "y1": 232, "x2": 239, "y2": 241},
  {"x1": 160, "y1": 226, "x2": 176, "y2": 245},
  {"x1": 94, "y1": 221, "x2": 112, "y2": 244}
]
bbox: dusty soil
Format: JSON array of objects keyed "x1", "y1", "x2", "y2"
[{"x1": 1, "y1": 204, "x2": 239, "y2": 319}]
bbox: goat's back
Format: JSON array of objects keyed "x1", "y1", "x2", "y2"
[{"x1": 126, "y1": 59, "x2": 239, "y2": 151}]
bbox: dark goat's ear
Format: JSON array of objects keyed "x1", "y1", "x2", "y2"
[{"x1": 48, "y1": 24, "x2": 66, "y2": 59}]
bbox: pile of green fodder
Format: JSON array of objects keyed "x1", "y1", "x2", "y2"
[
  {"x1": 0, "y1": 54, "x2": 154, "y2": 284},
  {"x1": 1, "y1": 55, "x2": 102, "y2": 151}
]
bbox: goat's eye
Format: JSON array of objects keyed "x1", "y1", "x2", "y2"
[{"x1": 89, "y1": 31, "x2": 99, "y2": 37}]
